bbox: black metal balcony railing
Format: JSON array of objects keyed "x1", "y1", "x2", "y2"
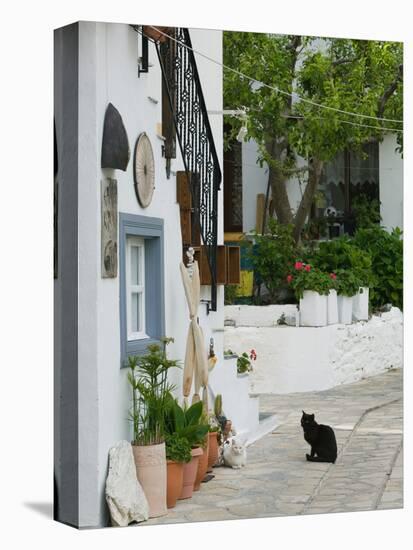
[{"x1": 154, "y1": 27, "x2": 222, "y2": 313}]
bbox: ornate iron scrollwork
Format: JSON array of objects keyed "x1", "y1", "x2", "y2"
[{"x1": 155, "y1": 27, "x2": 222, "y2": 312}]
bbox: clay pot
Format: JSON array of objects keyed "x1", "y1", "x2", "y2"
[
  {"x1": 166, "y1": 460, "x2": 184, "y2": 509},
  {"x1": 132, "y1": 442, "x2": 167, "y2": 518},
  {"x1": 207, "y1": 431, "x2": 219, "y2": 471},
  {"x1": 179, "y1": 447, "x2": 203, "y2": 500},
  {"x1": 194, "y1": 439, "x2": 209, "y2": 491}
]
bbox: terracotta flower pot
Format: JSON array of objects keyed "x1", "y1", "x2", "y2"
[
  {"x1": 194, "y1": 439, "x2": 209, "y2": 491},
  {"x1": 207, "y1": 431, "x2": 219, "y2": 471},
  {"x1": 179, "y1": 447, "x2": 202, "y2": 500},
  {"x1": 132, "y1": 442, "x2": 167, "y2": 518},
  {"x1": 166, "y1": 460, "x2": 184, "y2": 509}
]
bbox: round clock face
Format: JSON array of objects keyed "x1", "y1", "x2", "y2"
[{"x1": 133, "y1": 132, "x2": 155, "y2": 208}]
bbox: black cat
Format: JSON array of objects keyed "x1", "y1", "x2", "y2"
[{"x1": 301, "y1": 411, "x2": 337, "y2": 463}]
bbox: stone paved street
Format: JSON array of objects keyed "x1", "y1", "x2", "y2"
[{"x1": 144, "y1": 369, "x2": 402, "y2": 526}]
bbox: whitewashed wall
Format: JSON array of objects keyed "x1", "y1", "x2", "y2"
[
  {"x1": 379, "y1": 133, "x2": 403, "y2": 231},
  {"x1": 241, "y1": 140, "x2": 268, "y2": 233},
  {"x1": 55, "y1": 22, "x2": 224, "y2": 528},
  {"x1": 224, "y1": 307, "x2": 403, "y2": 394}
]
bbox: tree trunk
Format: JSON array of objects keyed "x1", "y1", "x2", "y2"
[
  {"x1": 269, "y1": 164, "x2": 293, "y2": 225},
  {"x1": 293, "y1": 158, "x2": 324, "y2": 243},
  {"x1": 265, "y1": 139, "x2": 293, "y2": 226}
]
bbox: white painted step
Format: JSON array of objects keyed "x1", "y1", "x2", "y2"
[{"x1": 209, "y1": 356, "x2": 269, "y2": 443}]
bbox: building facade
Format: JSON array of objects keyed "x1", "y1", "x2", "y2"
[{"x1": 54, "y1": 22, "x2": 225, "y2": 528}]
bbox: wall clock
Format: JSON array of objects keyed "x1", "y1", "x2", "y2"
[{"x1": 133, "y1": 132, "x2": 155, "y2": 208}]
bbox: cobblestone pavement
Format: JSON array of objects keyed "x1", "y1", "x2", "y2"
[{"x1": 144, "y1": 369, "x2": 402, "y2": 526}]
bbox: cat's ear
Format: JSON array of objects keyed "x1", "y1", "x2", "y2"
[{"x1": 302, "y1": 410, "x2": 305, "y2": 415}]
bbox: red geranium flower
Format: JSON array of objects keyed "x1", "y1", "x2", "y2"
[
  {"x1": 250, "y1": 349, "x2": 257, "y2": 361},
  {"x1": 294, "y1": 261, "x2": 303, "y2": 270},
  {"x1": 330, "y1": 273, "x2": 337, "y2": 280},
  {"x1": 287, "y1": 274, "x2": 293, "y2": 283},
  {"x1": 304, "y1": 264, "x2": 311, "y2": 272}
]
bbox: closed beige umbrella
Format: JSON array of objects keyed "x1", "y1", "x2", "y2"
[{"x1": 180, "y1": 260, "x2": 209, "y2": 408}]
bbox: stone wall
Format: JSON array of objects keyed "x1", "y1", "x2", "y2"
[{"x1": 224, "y1": 306, "x2": 403, "y2": 394}]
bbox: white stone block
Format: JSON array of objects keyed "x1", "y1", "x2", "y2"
[{"x1": 105, "y1": 440, "x2": 149, "y2": 526}]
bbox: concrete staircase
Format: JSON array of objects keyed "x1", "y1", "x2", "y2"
[{"x1": 208, "y1": 355, "x2": 278, "y2": 446}]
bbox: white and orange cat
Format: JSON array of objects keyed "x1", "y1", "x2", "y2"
[{"x1": 223, "y1": 437, "x2": 247, "y2": 469}]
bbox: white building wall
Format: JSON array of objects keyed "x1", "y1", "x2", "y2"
[
  {"x1": 379, "y1": 133, "x2": 403, "y2": 231},
  {"x1": 72, "y1": 22, "x2": 224, "y2": 527},
  {"x1": 241, "y1": 140, "x2": 268, "y2": 233}
]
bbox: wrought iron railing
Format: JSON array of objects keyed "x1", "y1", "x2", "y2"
[{"x1": 154, "y1": 27, "x2": 222, "y2": 312}]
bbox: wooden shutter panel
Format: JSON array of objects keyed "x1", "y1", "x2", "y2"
[{"x1": 162, "y1": 37, "x2": 176, "y2": 160}]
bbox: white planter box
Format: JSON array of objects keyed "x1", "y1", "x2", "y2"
[
  {"x1": 299, "y1": 291, "x2": 328, "y2": 327},
  {"x1": 327, "y1": 289, "x2": 338, "y2": 325},
  {"x1": 337, "y1": 295, "x2": 353, "y2": 324},
  {"x1": 352, "y1": 287, "x2": 369, "y2": 321}
]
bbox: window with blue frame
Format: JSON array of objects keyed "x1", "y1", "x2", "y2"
[{"x1": 119, "y1": 213, "x2": 165, "y2": 366}]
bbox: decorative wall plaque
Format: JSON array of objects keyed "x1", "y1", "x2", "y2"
[
  {"x1": 101, "y1": 178, "x2": 118, "y2": 278},
  {"x1": 133, "y1": 132, "x2": 155, "y2": 208},
  {"x1": 101, "y1": 103, "x2": 130, "y2": 171}
]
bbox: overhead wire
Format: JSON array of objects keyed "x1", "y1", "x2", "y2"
[{"x1": 145, "y1": 25, "x2": 403, "y2": 133}]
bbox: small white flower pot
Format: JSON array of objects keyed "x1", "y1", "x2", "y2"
[
  {"x1": 337, "y1": 295, "x2": 353, "y2": 324},
  {"x1": 352, "y1": 287, "x2": 369, "y2": 321},
  {"x1": 327, "y1": 289, "x2": 338, "y2": 325},
  {"x1": 299, "y1": 291, "x2": 328, "y2": 327}
]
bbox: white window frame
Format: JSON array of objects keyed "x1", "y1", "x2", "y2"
[{"x1": 126, "y1": 236, "x2": 147, "y2": 341}]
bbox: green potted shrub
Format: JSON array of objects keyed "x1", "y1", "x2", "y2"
[
  {"x1": 244, "y1": 218, "x2": 297, "y2": 303},
  {"x1": 194, "y1": 411, "x2": 210, "y2": 492},
  {"x1": 213, "y1": 394, "x2": 227, "y2": 434},
  {"x1": 163, "y1": 398, "x2": 209, "y2": 499},
  {"x1": 326, "y1": 272, "x2": 338, "y2": 325},
  {"x1": 335, "y1": 269, "x2": 362, "y2": 324},
  {"x1": 127, "y1": 338, "x2": 179, "y2": 518},
  {"x1": 164, "y1": 433, "x2": 191, "y2": 509},
  {"x1": 353, "y1": 227, "x2": 403, "y2": 312},
  {"x1": 207, "y1": 412, "x2": 221, "y2": 471},
  {"x1": 236, "y1": 351, "x2": 255, "y2": 376},
  {"x1": 287, "y1": 262, "x2": 333, "y2": 326},
  {"x1": 308, "y1": 238, "x2": 373, "y2": 321}
]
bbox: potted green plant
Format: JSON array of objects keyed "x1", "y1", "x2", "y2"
[
  {"x1": 207, "y1": 412, "x2": 220, "y2": 471},
  {"x1": 164, "y1": 433, "x2": 191, "y2": 509},
  {"x1": 307, "y1": 238, "x2": 373, "y2": 321},
  {"x1": 213, "y1": 394, "x2": 227, "y2": 434},
  {"x1": 326, "y1": 272, "x2": 338, "y2": 325},
  {"x1": 353, "y1": 226, "x2": 402, "y2": 312},
  {"x1": 127, "y1": 338, "x2": 179, "y2": 518},
  {"x1": 348, "y1": 246, "x2": 374, "y2": 321},
  {"x1": 288, "y1": 262, "x2": 333, "y2": 326},
  {"x1": 163, "y1": 398, "x2": 209, "y2": 499},
  {"x1": 194, "y1": 411, "x2": 210, "y2": 491},
  {"x1": 335, "y1": 269, "x2": 362, "y2": 324},
  {"x1": 236, "y1": 349, "x2": 257, "y2": 376}
]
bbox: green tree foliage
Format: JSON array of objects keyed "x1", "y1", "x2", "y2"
[
  {"x1": 223, "y1": 33, "x2": 403, "y2": 241},
  {"x1": 353, "y1": 227, "x2": 403, "y2": 309},
  {"x1": 245, "y1": 218, "x2": 297, "y2": 303}
]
